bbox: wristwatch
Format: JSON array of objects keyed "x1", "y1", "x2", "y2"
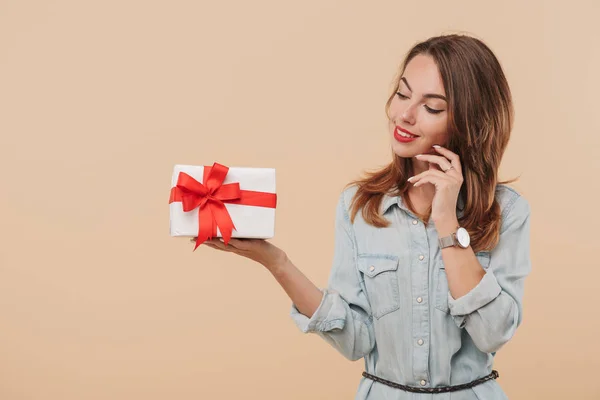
[{"x1": 438, "y1": 227, "x2": 470, "y2": 249}]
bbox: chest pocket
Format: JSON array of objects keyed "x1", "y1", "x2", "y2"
[
  {"x1": 435, "y1": 252, "x2": 491, "y2": 314},
  {"x1": 357, "y1": 255, "x2": 400, "y2": 319}
]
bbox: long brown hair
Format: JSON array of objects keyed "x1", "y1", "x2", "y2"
[{"x1": 347, "y1": 34, "x2": 517, "y2": 253}]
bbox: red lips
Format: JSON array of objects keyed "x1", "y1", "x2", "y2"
[
  {"x1": 393, "y1": 126, "x2": 419, "y2": 143},
  {"x1": 396, "y1": 126, "x2": 418, "y2": 136}
]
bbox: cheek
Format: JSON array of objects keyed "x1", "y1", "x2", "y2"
[{"x1": 421, "y1": 116, "x2": 448, "y2": 140}]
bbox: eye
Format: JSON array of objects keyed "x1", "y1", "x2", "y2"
[
  {"x1": 397, "y1": 92, "x2": 444, "y2": 115},
  {"x1": 424, "y1": 105, "x2": 443, "y2": 114}
]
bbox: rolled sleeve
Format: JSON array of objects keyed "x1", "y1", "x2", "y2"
[
  {"x1": 448, "y1": 268, "x2": 502, "y2": 317},
  {"x1": 289, "y1": 189, "x2": 375, "y2": 361},
  {"x1": 290, "y1": 288, "x2": 346, "y2": 333},
  {"x1": 449, "y1": 194, "x2": 532, "y2": 353}
]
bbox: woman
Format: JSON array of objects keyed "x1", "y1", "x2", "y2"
[{"x1": 199, "y1": 34, "x2": 531, "y2": 399}]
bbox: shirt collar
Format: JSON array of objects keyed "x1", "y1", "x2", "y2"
[{"x1": 382, "y1": 193, "x2": 401, "y2": 214}]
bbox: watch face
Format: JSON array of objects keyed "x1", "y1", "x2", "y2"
[{"x1": 456, "y1": 227, "x2": 470, "y2": 248}]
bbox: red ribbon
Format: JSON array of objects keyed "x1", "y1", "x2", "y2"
[{"x1": 169, "y1": 163, "x2": 277, "y2": 250}]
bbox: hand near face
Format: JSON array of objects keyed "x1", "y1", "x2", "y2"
[{"x1": 407, "y1": 145, "x2": 464, "y2": 223}]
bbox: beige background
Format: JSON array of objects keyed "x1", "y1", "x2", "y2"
[{"x1": 1, "y1": 0, "x2": 599, "y2": 399}]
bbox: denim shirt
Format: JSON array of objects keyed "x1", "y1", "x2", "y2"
[{"x1": 290, "y1": 184, "x2": 531, "y2": 399}]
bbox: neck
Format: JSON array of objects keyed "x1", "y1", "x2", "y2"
[
  {"x1": 411, "y1": 157, "x2": 431, "y2": 176},
  {"x1": 406, "y1": 158, "x2": 436, "y2": 212}
]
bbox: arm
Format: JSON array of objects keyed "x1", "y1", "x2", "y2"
[
  {"x1": 199, "y1": 190, "x2": 374, "y2": 360},
  {"x1": 269, "y1": 256, "x2": 325, "y2": 321},
  {"x1": 443, "y1": 195, "x2": 532, "y2": 353},
  {"x1": 283, "y1": 191, "x2": 375, "y2": 361}
]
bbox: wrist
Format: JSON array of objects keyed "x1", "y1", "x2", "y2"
[
  {"x1": 264, "y1": 250, "x2": 289, "y2": 275},
  {"x1": 434, "y1": 216, "x2": 460, "y2": 237}
]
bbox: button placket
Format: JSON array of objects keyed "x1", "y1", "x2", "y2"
[{"x1": 408, "y1": 212, "x2": 430, "y2": 384}]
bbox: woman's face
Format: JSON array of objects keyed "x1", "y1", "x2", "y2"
[{"x1": 388, "y1": 54, "x2": 450, "y2": 158}]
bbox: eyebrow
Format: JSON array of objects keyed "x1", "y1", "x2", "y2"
[{"x1": 400, "y1": 77, "x2": 447, "y2": 101}]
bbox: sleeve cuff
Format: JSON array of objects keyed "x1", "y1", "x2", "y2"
[
  {"x1": 290, "y1": 288, "x2": 346, "y2": 333},
  {"x1": 448, "y1": 269, "x2": 502, "y2": 317}
]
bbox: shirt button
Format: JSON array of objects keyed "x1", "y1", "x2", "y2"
[
  {"x1": 419, "y1": 255, "x2": 425, "y2": 261},
  {"x1": 412, "y1": 219, "x2": 418, "y2": 225},
  {"x1": 417, "y1": 339, "x2": 424, "y2": 345},
  {"x1": 420, "y1": 380, "x2": 427, "y2": 386},
  {"x1": 416, "y1": 297, "x2": 423, "y2": 303},
  {"x1": 369, "y1": 266, "x2": 375, "y2": 272}
]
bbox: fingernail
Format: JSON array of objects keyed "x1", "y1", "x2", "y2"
[
  {"x1": 433, "y1": 145, "x2": 441, "y2": 148},
  {"x1": 415, "y1": 154, "x2": 422, "y2": 157},
  {"x1": 407, "y1": 176, "x2": 413, "y2": 182}
]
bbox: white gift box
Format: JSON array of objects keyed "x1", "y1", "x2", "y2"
[{"x1": 169, "y1": 164, "x2": 277, "y2": 239}]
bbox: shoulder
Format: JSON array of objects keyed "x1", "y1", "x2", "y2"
[
  {"x1": 332, "y1": 185, "x2": 359, "y2": 224},
  {"x1": 340, "y1": 184, "x2": 359, "y2": 210},
  {"x1": 495, "y1": 184, "x2": 521, "y2": 216},
  {"x1": 495, "y1": 184, "x2": 531, "y2": 231},
  {"x1": 332, "y1": 184, "x2": 366, "y2": 229}
]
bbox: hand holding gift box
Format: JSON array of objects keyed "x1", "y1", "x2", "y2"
[{"x1": 169, "y1": 163, "x2": 277, "y2": 250}]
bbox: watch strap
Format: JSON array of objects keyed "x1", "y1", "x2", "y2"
[{"x1": 438, "y1": 234, "x2": 456, "y2": 249}]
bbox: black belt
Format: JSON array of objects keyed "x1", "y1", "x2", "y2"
[{"x1": 362, "y1": 370, "x2": 499, "y2": 393}]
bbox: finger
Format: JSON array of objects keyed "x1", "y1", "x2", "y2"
[
  {"x1": 412, "y1": 173, "x2": 450, "y2": 188},
  {"x1": 214, "y1": 238, "x2": 257, "y2": 255},
  {"x1": 407, "y1": 169, "x2": 447, "y2": 183},
  {"x1": 203, "y1": 242, "x2": 225, "y2": 251},
  {"x1": 414, "y1": 169, "x2": 448, "y2": 183},
  {"x1": 415, "y1": 154, "x2": 452, "y2": 172},
  {"x1": 188, "y1": 237, "x2": 227, "y2": 252},
  {"x1": 216, "y1": 238, "x2": 256, "y2": 252},
  {"x1": 191, "y1": 238, "x2": 231, "y2": 252},
  {"x1": 412, "y1": 176, "x2": 433, "y2": 188},
  {"x1": 225, "y1": 238, "x2": 252, "y2": 251},
  {"x1": 192, "y1": 235, "x2": 257, "y2": 253},
  {"x1": 190, "y1": 237, "x2": 214, "y2": 247},
  {"x1": 433, "y1": 145, "x2": 462, "y2": 175},
  {"x1": 208, "y1": 238, "x2": 235, "y2": 251}
]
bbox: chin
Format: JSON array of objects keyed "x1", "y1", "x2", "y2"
[{"x1": 391, "y1": 148, "x2": 416, "y2": 159}]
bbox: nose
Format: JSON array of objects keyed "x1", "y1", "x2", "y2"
[{"x1": 399, "y1": 102, "x2": 417, "y2": 125}]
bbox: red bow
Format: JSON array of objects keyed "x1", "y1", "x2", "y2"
[{"x1": 169, "y1": 163, "x2": 277, "y2": 250}]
